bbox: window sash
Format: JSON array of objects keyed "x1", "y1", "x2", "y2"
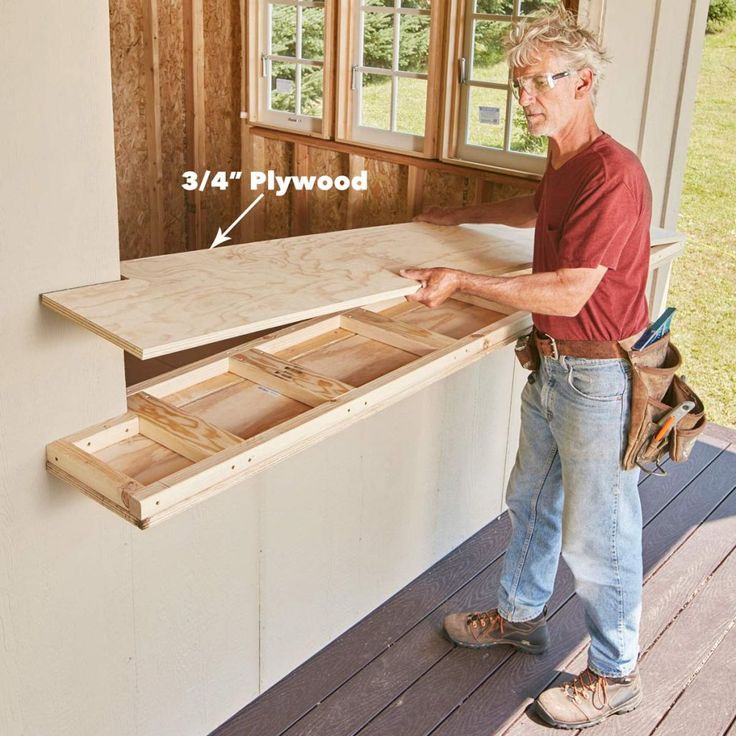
[
  {"x1": 346, "y1": 1, "x2": 433, "y2": 154},
  {"x1": 453, "y1": 0, "x2": 547, "y2": 175},
  {"x1": 249, "y1": 0, "x2": 331, "y2": 136}
]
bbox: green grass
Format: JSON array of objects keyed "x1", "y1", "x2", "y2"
[
  {"x1": 360, "y1": 63, "x2": 545, "y2": 153},
  {"x1": 669, "y1": 19, "x2": 736, "y2": 428}
]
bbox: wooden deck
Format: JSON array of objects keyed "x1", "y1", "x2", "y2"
[{"x1": 211, "y1": 424, "x2": 736, "y2": 736}]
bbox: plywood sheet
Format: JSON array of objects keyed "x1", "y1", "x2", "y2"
[
  {"x1": 42, "y1": 224, "x2": 681, "y2": 361},
  {"x1": 41, "y1": 222, "x2": 538, "y2": 359}
]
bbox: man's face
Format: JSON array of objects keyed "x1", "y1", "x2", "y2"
[{"x1": 512, "y1": 48, "x2": 580, "y2": 138}]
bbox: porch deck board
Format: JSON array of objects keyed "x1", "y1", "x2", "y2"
[{"x1": 211, "y1": 424, "x2": 736, "y2": 736}]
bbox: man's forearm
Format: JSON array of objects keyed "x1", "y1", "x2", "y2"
[
  {"x1": 457, "y1": 269, "x2": 600, "y2": 317},
  {"x1": 416, "y1": 194, "x2": 537, "y2": 228}
]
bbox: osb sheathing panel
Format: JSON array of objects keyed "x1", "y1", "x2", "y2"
[
  {"x1": 308, "y1": 148, "x2": 349, "y2": 234},
  {"x1": 110, "y1": 0, "x2": 152, "y2": 261},
  {"x1": 358, "y1": 159, "x2": 408, "y2": 227},
  {"x1": 159, "y1": 0, "x2": 188, "y2": 254},
  {"x1": 204, "y1": 0, "x2": 243, "y2": 246},
  {"x1": 423, "y1": 170, "x2": 471, "y2": 209},
  {"x1": 263, "y1": 139, "x2": 292, "y2": 239}
]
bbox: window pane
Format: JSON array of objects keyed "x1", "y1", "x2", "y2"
[
  {"x1": 471, "y1": 21, "x2": 511, "y2": 84},
  {"x1": 509, "y1": 101, "x2": 546, "y2": 154},
  {"x1": 302, "y1": 6, "x2": 324, "y2": 60},
  {"x1": 396, "y1": 77, "x2": 426, "y2": 135},
  {"x1": 361, "y1": 73, "x2": 392, "y2": 129},
  {"x1": 300, "y1": 65, "x2": 323, "y2": 117},
  {"x1": 466, "y1": 86, "x2": 507, "y2": 149},
  {"x1": 398, "y1": 14, "x2": 430, "y2": 72},
  {"x1": 364, "y1": 0, "x2": 393, "y2": 6},
  {"x1": 401, "y1": 0, "x2": 431, "y2": 8},
  {"x1": 271, "y1": 3, "x2": 297, "y2": 58},
  {"x1": 475, "y1": 0, "x2": 514, "y2": 14},
  {"x1": 270, "y1": 62, "x2": 297, "y2": 112},
  {"x1": 520, "y1": 0, "x2": 559, "y2": 15},
  {"x1": 362, "y1": 11, "x2": 394, "y2": 69}
]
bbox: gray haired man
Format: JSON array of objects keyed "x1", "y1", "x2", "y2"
[{"x1": 402, "y1": 6, "x2": 651, "y2": 729}]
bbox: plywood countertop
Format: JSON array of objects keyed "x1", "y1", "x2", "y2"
[{"x1": 40, "y1": 222, "x2": 682, "y2": 360}]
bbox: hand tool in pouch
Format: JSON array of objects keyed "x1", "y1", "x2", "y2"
[{"x1": 651, "y1": 401, "x2": 695, "y2": 446}]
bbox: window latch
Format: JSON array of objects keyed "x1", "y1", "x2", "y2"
[
  {"x1": 351, "y1": 65, "x2": 359, "y2": 91},
  {"x1": 261, "y1": 53, "x2": 268, "y2": 78},
  {"x1": 459, "y1": 57, "x2": 467, "y2": 85}
]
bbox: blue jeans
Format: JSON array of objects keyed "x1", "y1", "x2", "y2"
[{"x1": 497, "y1": 353, "x2": 643, "y2": 677}]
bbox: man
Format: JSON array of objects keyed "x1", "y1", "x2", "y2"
[{"x1": 400, "y1": 6, "x2": 651, "y2": 730}]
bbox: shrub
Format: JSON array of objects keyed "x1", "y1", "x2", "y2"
[{"x1": 707, "y1": 0, "x2": 736, "y2": 33}]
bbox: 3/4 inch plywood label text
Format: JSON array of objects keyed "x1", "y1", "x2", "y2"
[
  {"x1": 250, "y1": 170, "x2": 368, "y2": 197},
  {"x1": 181, "y1": 169, "x2": 369, "y2": 197}
]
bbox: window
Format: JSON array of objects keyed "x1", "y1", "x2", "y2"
[
  {"x1": 249, "y1": 0, "x2": 334, "y2": 136},
  {"x1": 345, "y1": 0, "x2": 435, "y2": 153},
  {"x1": 247, "y1": 0, "x2": 575, "y2": 174},
  {"x1": 450, "y1": 0, "x2": 558, "y2": 175}
]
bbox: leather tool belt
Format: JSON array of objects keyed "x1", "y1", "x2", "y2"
[
  {"x1": 617, "y1": 333, "x2": 705, "y2": 475},
  {"x1": 533, "y1": 329, "x2": 627, "y2": 360},
  {"x1": 513, "y1": 327, "x2": 707, "y2": 475}
]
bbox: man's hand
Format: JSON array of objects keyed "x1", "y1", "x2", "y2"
[
  {"x1": 413, "y1": 207, "x2": 462, "y2": 226},
  {"x1": 400, "y1": 267, "x2": 463, "y2": 308}
]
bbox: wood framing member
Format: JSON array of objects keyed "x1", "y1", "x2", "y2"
[
  {"x1": 184, "y1": 0, "x2": 206, "y2": 250},
  {"x1": 345, "y1": 153, "x2": 366, "y2": 229},
  {"x1": 422, "y1": 0, "x2": 448, "y2": 158},
  {"x1": 246, "y1": 133, "x2": 266, "y2": 241},
  {"x1": 340, "y1": 308, "x2": 454, "y2": 356},
  {"x1": 250, "y1": 126, "x2": 539, "y2": 188},
  {"x1": 141, "y1": 0, "x2": 165, "y2": 254},
  {"x1": 321, "y1": 0, "x2": 337, "y2": 140},
  {"x1": 47, "y1": 441, "x2": 143, "y2": 511},
  {"x1": 128, "y1": 392, "x2": 243, "y2": 462},
  {"x1": 68, "y1": 413, "x2": 141, "y2": 454},
  {"x1": 229, "y1": 350, "x2": 353, "y2": 406},
  {"x1": 293, "y1": 143, "x2": 310, "y2": 235},
  {"x1": 406, "y1": 167, "x2": 426, "y2": 220}
]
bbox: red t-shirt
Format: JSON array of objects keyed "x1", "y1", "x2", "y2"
[{"x1": 532, "y1": 133, "x2": 652, "y2": 341}]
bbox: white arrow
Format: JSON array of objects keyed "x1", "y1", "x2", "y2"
[{"x1": 209, "y1": 193, "x2": 265, "y2": 249}]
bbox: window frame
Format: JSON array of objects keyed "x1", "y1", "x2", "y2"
[
  {"x1": 335, "y1": 0, "x2": 443, "y2": 158},
  {"x1": 442, "y1": 0, "x2": 559, "y2": 176},
  {"x1": 246, "y1": 0, "x2": 577, "y2": 174},
  {"x1": 247, "y1": 0, "x2": 336, "y2": 138}
]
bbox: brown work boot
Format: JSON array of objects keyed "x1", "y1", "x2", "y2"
[
  {"x1": 535, "y1": 667, "x2": 642, "y2": 729},
  {"x1": 443, "y1": 607, "x2": 549, "y2": 654}
]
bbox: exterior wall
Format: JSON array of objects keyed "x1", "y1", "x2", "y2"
[
  {"x1": 257, "y1": 346, "x2": 518, "y2": 688},
  {"x1": 0, "y1": 3, "x2": 702, "y2": 736},
  {"x1": 582, "y1": 0, "x2": 709, "y2": 228},
  {"x1": 0, "y1": 4, "x2": 259, "y2": 735}
]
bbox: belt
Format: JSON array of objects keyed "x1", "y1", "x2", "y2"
[{"x1": 534, "y1": 329, "x2": 628, "y2": 360}]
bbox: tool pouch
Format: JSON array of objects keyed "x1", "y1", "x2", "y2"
[
  {"x1": 620, "y1": 334, "x2": 706, "y2": 474},
  {"x1": 514, "y1": 330, "x2": 540, "y2": 371}
]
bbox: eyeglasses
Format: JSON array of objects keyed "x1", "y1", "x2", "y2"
[{"x1": 511, "y1": 70, "x2": 575, "y2": 100}]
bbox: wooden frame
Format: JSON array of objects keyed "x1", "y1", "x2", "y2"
[
  {"x1": 46, "y1": 235, "x2": 684, "y2": 528},
  {"x1": 48, "y1": 295, "x2": 531, "y2": 528}
]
